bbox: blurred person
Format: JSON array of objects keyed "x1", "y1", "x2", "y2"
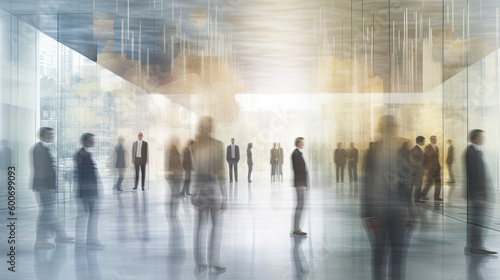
[
  {"x1": 362, "y1": 116, "x2": 416, "y2": 280},
  {"x1": 270, "y1": 143, "x2": 278, "y2": 182},
  {"x1": 411, "y1": 136, "x2": 426, "y2": 203},
  {"x1": 334, "y1": 142, "x2": 348, "y2": 183},
  {"x1": 191, "y1": 116, "x2": 228, "y2": 273},
  {"x1": 422, "y1": 135, "x2": 443, "y2": 201},
  {"x1": 226, "y1": 138, "x2": 240, "y2": 183},
  {"x1": 348, "y1": 142, "x2": 359, "y2": 183},
  {"x1": 180, "y1": 139, "x2": 195, "y2": 195},
  {"x1": 132, "y1": 132, "x2": 148, "y2": 190},
  {"x1": 113, "y1": 136, "x2": 127, "y2": 192},
  {"x1": 165, "y1": 136, "x2": 183, "y2": 218},
  {"x1": 31, "y1": 127, "x2": 74, "y2": 249},
  {"x1": 464, "y1": 129, "x2": 496, "y2": 255},
  {"x1": 0, "y1": 139, "x2": 12, "y2": 188},
  {"x1": 277, "y1": 142, "x2": 284, "y2": 182},
  {"x1": 74, "y1": 133, "x2": 104, "y2": 249},
  {"x1": 292, "y1": 137, "x2": 308, "y2": 236},
  {"x1": 247, "y1": 143, "x2": 253, "y2": 183},
  {"x1": 446, "y1": 139, "x2": 455, "y2": 183}
]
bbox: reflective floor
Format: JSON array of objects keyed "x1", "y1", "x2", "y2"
[{"x1": 1, "y1": 172, "x2": 499, "y2": 280}]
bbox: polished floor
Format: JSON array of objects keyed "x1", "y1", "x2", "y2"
[{"x1": 1, "y1": 172, "x2": 499, "y2": 280}]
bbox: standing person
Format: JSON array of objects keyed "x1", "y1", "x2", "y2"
[
  {"x1": 113, "y1": 136, "x2": 126, "y2": 192},
  {"x1": 75, "y1": 133, "x2": 104, "y2": 249},
  {"x1": 411, "y1": 136, "x2": 426, "y2": 203},
  {"x1": 348, "y1": 142, "x2": 359, "y2": 183},
  {"x1": 32, "y1": 127, "x2": 74, "y2": 249},
  {"x1": 165, "y1": 136, "x2": 183, "y2": 218},
  {"x1": 192, "y1": 116, "x2": 228, "y2": 272},
  {"x1": 464, "y1": 129, "x2": 496, "y2": 255},
  {"x1": 270, "y1": 143, "x2": 278, "y2": 182},
  {"x1": 446, "y1": 139, "x2": 455, "y2": 183},
  {"x1": 291, "y1": 137, "x2": 308, "y2": 236},
  {"x1": 226, "y1": 138, "x2": 240, "y2": 183},
  {"x1": 334, "y1": 143, "x2": 348, "y2": 183},
  {"x1": 132, "y1": 132, "x2": 148, "y2": 191},
  {"x1": 277, "y1": 142, "x2": 284, "y2": 182},
  {"x1": 422, "y1": 135, "x2": 443, "y2": 201},
  {"x1": 180, "y1": 139, "x2": 194, "y2": 195},
  {"x1": 247, "y1": 143, "x2": 253, "y2": 183}
]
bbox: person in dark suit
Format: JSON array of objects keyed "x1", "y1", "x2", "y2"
[
  {"x1": 247, "y1": 143, "x2": 253, "y2": 183},
  {"x1": 132, "y1": 132, "x2": 148, "y2": 190},
  {"x1": 191, "y1": 116, "x2": 228, "y2": 272},
  {"x1": 362, "y1": 116, "x2": 415, "y2": 280},
  {"x1": 348, "y1": 142, "x2": 359, "y2": 183},
  {"x1": 31, "y1": 127, "x2": 74, "y2": 249},
  {"x1": 113, "y1": 136, "x2": 126, "y2": 192},
  {"x1": 180, "y1": 139, "x2": 194, "y2": 195},
  {"x1": 75, "y1": 133, "x2": 104, "y2": 249},
  {"x1": 165, "y1": 136, "x2": 183, "y2": 218},
  {"x1": 292, "y1": 137, "x2": 308, "y2": 236},
  {"x1": 422, "y1": 135, "x2": 443, "y2": 201},
  {"x1": 277, "y1": 142, "x2": 284, "y2": 182},
  {"x1": 226, "y1": 138, "x2": 240, "y2": 183},
  {"x1": 334, "y1": 143, "x2": 348, "y2": 183},
  {"x1": 464, "y1": 129, "x2": 496, "y2": 255},
  {"x1": 270, "y1": 143, "x2": 278, "y2": 182},
  {"x1": 411, "y1": 136, "x2": 426, "y2": 203},
  {"x1": 446, "y1": 139, "x2": 455, "y2": 183}
]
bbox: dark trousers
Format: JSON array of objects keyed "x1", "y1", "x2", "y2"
[
  {"x1": 422, "y1": 170, "x2": 441, "y2": 199},
  {"x1": 35, "y1": 191, "x2": 67, "y2": 242},
  {"x1": 134, "y1": 158, "x2": 146, "y2": 188},
  {"x1": 228, "y1": 160, "x2": 238, "y2": 182},
  {"x1": 180, "y1": 170, "x2": 191, "y2": 195},
  {"x1": 348, "y1": 163, "x2": 357, "y2": 182},
  {"x1": 248, "y1": 164, "x2": 253, "y2": 181},
  {"x1": 75, "y1": 197, "x2": 99, "y2": 243},
  {"x1": 336, "y1": 163, "x2": 345, "y2": 182},
  {"x1": 412, "y1": 172, "x2": 423, "y2": 202},
  {"x1": 467, "y1": 200, "x2": 492, "y2": 250},
  {"x1": 447, "y1": 163, "x2": 455, "y2": 182}
]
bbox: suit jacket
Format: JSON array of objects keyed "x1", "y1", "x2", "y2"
[
  {"x1": 75, "y1": 147, "x2": 98, "y2": 198},
  {"x1": 334, "y1": 148, "x2": 348, "y2": 165},
  {"x1": 226, "y1": 145, "x2": 240, "y2": 162},
  {"x1": 348, "y1": 148, "x2": 359, "y2": 165},
  {"x1": 292, "y1": 148, "x2": 308, "y2": 187},
  {"x1": 115, "y1": 143, "x2": 126, "y2": 168},
  {"x1": 465, "y1": 145, "x2": 492, "y2": 201},
  {"x1": 247, "y1": 149, "x2": 253, "y2": 165},
  {"x1": 424, "y1": 144, "x2": 441, "y2": 172},
  {"x1": 132, "y1": 140, "x2": 148, "y2": 165},
  {"x1": 166, "y1": 145, "x2": 183, "y2": 180},
  {"x1": 182, "y1": 146, "x2": 193, "y2": 171},
  {"x1": 446, "y1": 145, "x2": 454, "y2": 164},
  {"x1": 270, "y1": 148, "x2": 279, "y2": 164},
  {"x1": 410, "y1": 145, "x2": 425, "y2": 176},
  {"x1": 32, "y1": 142, "x2": 56, "y2": 191}
]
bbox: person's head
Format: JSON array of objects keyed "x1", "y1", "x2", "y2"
[
  {"x1": 416, "y1": 136, "x2": 425, "y2": 146},
  {"x1": 402, "y1": 141, "x2": 409, "y2": 149},
  {"x1": 171, "y1": 135, "x2": 180, "y2": 147},
  {"x1": 247, "y1": 143, "x2": 253, "y2": 150},
  {"x1": 138, "y1": 132, "x2": 143, "y2": 141},
  {"x1": 81, "y1": 133, "x2": 95, "y2": 148},
  {"x1": 117, "y1": 136, "x2": 124, "y2": 143},
  {"x1": 39, "y1": 127, "x2": 54, "y2": 143},
  {"x1": 187, "y1": 139, "x2": 195, "y2": 147},
  {"x1": 295, "y1": 137, "x2": 305, "y2": 149},
  {"x1": 337, "y1": 142, "x2": 342, "y2": 148},
  {"x1": 197, "y1": 116, "x2": 213, "y2": 138},
  {"x1": 447, "y1": 139, "x2": 452, "y2": 145},
  {"x1": 350, "y1": 142, "x2": 355, "y2": 149},
  {"x1": 273, "y1": 142, "x2": 276, "y2": 148},
  {"x1": 231, "y1": 138, "x2": 235, "y2": 145},
  {"x1": 430, "y1": 135, "x2": 437, "y2": 145},
  {"x1": 469, "y1": 129, "x2": 484, "y2": 145}
]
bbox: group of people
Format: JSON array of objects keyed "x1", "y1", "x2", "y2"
[{"x1": 334, "y1": 142, "x2": 359, "y2": 183}]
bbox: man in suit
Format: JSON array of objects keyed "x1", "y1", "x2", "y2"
[
  {"x1": 180, "y1": 139, "x2": 194, "y2": 195},
  {"x1": 465, "y1": 129, "x2": 496, "y2": 254},
  {"x1": 75, "y1": 133, "x2": 104, "y2": 249},
  {"x1": 411, "y1": 136, "x2": 426, "y2": 203},
  {"x1": 226, "y1": 138, "x2": 240, "y2": 183},
  {"x1": 347, "y1": 142, "x2": 359, "y2": 183},
  {"x1": 334, "y1": 143, "x2": 348, "y2": 183},
  {"x1": 277, "y1": 142, "x2": 284, "y2": 182},
  {"x1": 132, "y1": 132, "x2": 148, "y2": 190},
  {"x1": 32, "y1": 127, "x2": 74, "y2": 249},
  {"x1": 446, "y1": 139, "x2": 455, "y2": 183},
  {"x1": 113, "y1": 136, "x2": 126, "y2": 192},
  {"x1": 292, "y1": 137, "x2": 307, "y2": 236},
  {"x1": 270, "y1": 143, "x2": 278, "y2": 182},
  {"x1": 422, "y1": 135, "x2": 443, "y2": 201}
]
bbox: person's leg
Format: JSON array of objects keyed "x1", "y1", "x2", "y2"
[
  {"x1": 421, "y1": 173, "x2": 432, "y2": 198},
  {"x1": 348, "y1": 164, "x2": 353, "y2": 182},
  {"x1": 234, "y1": 163, "x2": 238, "y2": 182},
  {"x1": 141, "y1": 164, "x2": 146, "y2": 189},
  {"x1": 208, "y1": 205, "x2": 223, "y2": 267},
  {"x1": 248, "y1": 164, "x2": 252, "y2": 181},
  {"x1": 335, "y1": 165, "x2": 339, "y2": 182},
  {"x1": 433, "y1": 174, "x2": 442, "y2": 200},
  {"x1": 294, "y1": 187, "x2": 306, "y2": 231},
  {"x1": 194, "y1": 208, "x2": 208, "y2": 266},
  {"x1": 412, "y1": 174, "x2": 423, "y2": 202},
  {"x1": 116, "y1": 168, "x2": 124, "y2": 190},
  {"x1": 229, "y1": 162, "x2": 234, "y2": 182},
  {"x1": 341, "y1": 164, "x2": 345, "y2": 182},
  {"x1": 35, "y1": 192, "x2": 50, "y2": 243},
  {"x1": 75, "y1": 198, "x2": 88, "y2": 244},
  {"x1": 180, "y1": 170, "x2": 190, "y2": 195},
  {"x1": 86, "y1": 198, "x2": 100, "y2": 243},
  {"x1": 387, "y1": 213, "x2": 409, "y2": 280},
  {"x1": 134, "y1": 162, "x2": 140, "y2": 188},
  {"x1": 353, "y1": 165, "x2": 358, "y2": 182}
]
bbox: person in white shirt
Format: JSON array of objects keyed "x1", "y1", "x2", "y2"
[
  {"x1": 132, "y1": 132, "x2": 148, "y2": 190},
  {"x1": 226, "y1": 138, "x2": 240, "y2": 183}
]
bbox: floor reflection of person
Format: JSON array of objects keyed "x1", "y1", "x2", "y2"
[
  {"x1": 191, "y1": 116, "x2": 228, "y2": 273},
  {"x1": 166, "y1": 136, "x2": 183, "y2": 218},
  {"x1": 180, "y1": 139, "x2": 194, "y2": 195},
  {"x1": 32, "y1": 127, "x2": 74, "y2": 249},
  {"x1": 75, "y1": 133, "x2": 104, "y2": 250},
  {"x1": 362, "y1": 116, "x2": 416, "y2": 280},
  {"x1": 292, "y1": 137, "x2": 308, "y2": 236},
  {"x1": 113, "y1": 136, "x2": 126, "y2": 192},
  {"x1": 247, "y1": 143, "x2": 253, "y2": 183},
  {"x1": 464, "y1": 129, "x2": 496, "y2": 255}
]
